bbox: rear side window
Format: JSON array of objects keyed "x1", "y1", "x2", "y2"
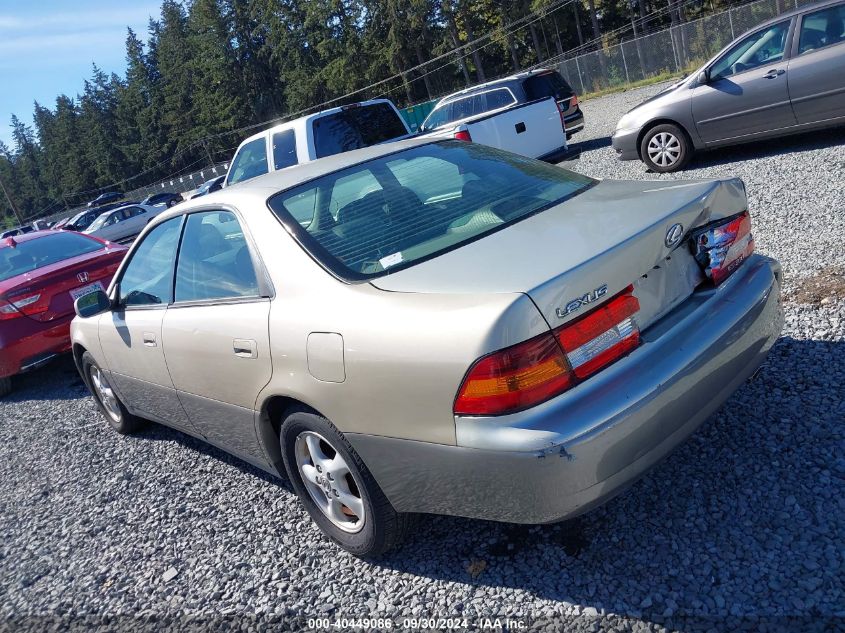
[
  {"x1": 272, "y1": 130, "x2": 298, "y2": 170},
  {"x1": 227, "y1": 137, "x2": 268, "y2": 185},
  {"x1": 312, "y1": 103, "x2": 408, "y2": 159},
  {"x1": 175, "y1": 211, "x2": 259, "y2": 302},
  {"x1": 421, "y1": 89, "x2": 515, "y2": 131},
  {"x1": 0, "y1": 233, "x2": 103, "y2": 282},
  {"x1": 523, "y1": 72, "x2": 575, "y2": 100},
  {"x1": 799, "y1": 5, "x2": 845, "y2": 54},
  {"x1": 119, "y1": 217, "x2": 182, "y2": 306}
]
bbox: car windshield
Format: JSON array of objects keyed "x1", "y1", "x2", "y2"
[
  {"x1": 0, "y1": 233, "x2": 103, "y2": 281},
  {"x1": 86, "y1": 212, "x2": 112, "y2": 232},
  {"x1": 312, "y1": 103, "x2": 408, "y2": 159},
  {"x1": 268, "y1": 141, "x2": 594, "y2": 281}
]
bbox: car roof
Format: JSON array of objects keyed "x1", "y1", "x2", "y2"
[
  {"x1": 436, "y1": 68, "x2": 559, "y2": 103},
  {"x1": 154, "y1": 137, "x2": 441, "y2": 223}
]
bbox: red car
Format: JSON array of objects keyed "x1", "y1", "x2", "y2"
[{"x1": 0, "y1": 231, "x2": 128, "y2": 396}]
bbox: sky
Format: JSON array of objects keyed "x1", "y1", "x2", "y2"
[{"x1": 0, "y1": 0, "x2": 162, "y2": 149}]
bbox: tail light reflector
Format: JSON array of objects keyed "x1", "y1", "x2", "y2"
[
  {"x1": 692, "y1": 211, "x2": 754, "y2": 286},
  {"x1": 453, "y1": 129, "x2": 472, "y2": 142},
  {"x1": 0, "y1": 294, "x2": 44, "y2": 321},
  {"x1": 455, "y1": 287, "x2": 640, "y2": 416},
  {"x1": 570, "y1": 94, "x2": 579, "y2": 107}
]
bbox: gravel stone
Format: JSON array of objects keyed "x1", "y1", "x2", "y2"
[{"x1": 1, "y1": 83, "x2": 843, "y2": 631}]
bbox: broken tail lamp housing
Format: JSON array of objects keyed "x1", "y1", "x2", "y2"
[
  {"x1": 692, "y1": 210, "x2": 754, "y2": 286},
  {"x1": 454, "y1": 287, "x2": 640, "y2": 416}
]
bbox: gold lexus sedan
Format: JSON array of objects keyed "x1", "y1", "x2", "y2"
[{"x1": 71, "y1": 139, "x2": 783, "y2": 557}]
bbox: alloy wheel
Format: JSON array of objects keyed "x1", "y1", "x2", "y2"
[
  {"x1": 295, "y1": 431, "x2": 365, "y2": 533},
  {"x1": 89, "y1": 366, "x2": 121, "y2": 422}
]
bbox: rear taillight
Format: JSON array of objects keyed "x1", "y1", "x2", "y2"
[
  {"x1": 570, "y1": 94, "x2": 579, "y2": 107},
  {"x1": 455, "y1": 286, "x2": 640, "y2": 416},
  {"x1": 555, "y1": 288, "x2": 640, "y2": 380},
  {"x1": 692, "y1": 211, "x2": 754, "y2": 286},
  {"x1": 0, "y1": 294, "x2": 44, "y2": 321},
  {"x1": 556, "y1": 101, "x2": 567, "y2": 131},
  {"x1": 453, "y1": 130, "x2": 472, "y2": 142}
]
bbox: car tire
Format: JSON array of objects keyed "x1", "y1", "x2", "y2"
[
  {"x1": 0, "y1": 376, "x2": 11, "y2": 398},
  {"x1": 81, "y1": 351, "x2": 143, "y2": 435},
  {"x1": 640, "y1": 123, "x2": 692, "y2": 172},
  {"x1": 280, "y1": 407, "x2": 412, "y2": 558}
]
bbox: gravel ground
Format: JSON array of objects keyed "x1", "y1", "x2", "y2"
[{"x1": 1, "y1": 84, "x2": 844, "y2": 632}]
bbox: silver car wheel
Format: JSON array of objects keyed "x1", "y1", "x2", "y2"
[
  {"x1": 647, "y1": 132, "x2": 681, "y2": 167},
  {"x1": 89, "y1": 366, "x2": 121, "y2": 422},
  {"x1": 295, "y1": 431, "x2": 365, "y2": 533}
]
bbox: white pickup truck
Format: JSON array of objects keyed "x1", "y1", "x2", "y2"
[
  {"x1": 418, "y1": 88, "x2": 569, "y2": 162},
  {"x1": 225, "y1": 99, "x2": 412, "y2": 187}
]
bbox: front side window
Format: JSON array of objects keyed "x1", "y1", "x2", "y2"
[
  {"x1": 272, "y1": 129, "x2": 298, "y2": 170},
  {"x1": 799, "y1": 5, "x2": 845, "y2": 54},
  {"x1": 268, "y1": 141, "x2": 594, "y2": 281},
  {"x1": 227, "y1": 137, "x2": 268, "y2": 185},
  {"x1": 175, "y1": 211, "x2": 259, "y2": 302},
  {"x1": 118, "y1": 217, "x2": 182, "y2": 306},
  {"x1": 710, "y1": 21, "x2": 790, "y2": 79}
]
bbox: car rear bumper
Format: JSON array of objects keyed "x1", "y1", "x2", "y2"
[
  {"x1": 0, "y1": 314, "x2": 74, "y2": 378},
  {"x1": 612, "y1": 127, "x2": 641, "y2": 160},
  {"x1": 348, "y1": 255, "x2": 783, "y2": 523}
]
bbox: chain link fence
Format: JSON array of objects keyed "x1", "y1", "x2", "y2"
[{"x1": 557, "y1": 0, "x2": 818, "y2": 95}]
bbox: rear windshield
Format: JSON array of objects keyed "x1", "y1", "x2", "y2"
[
  {"x1": 0, "y1": 233, "x2": 103, "y2": 282},
  {"x1": 523, "y1": 72, "x2": 575, "y2": 101},
  {"x1": 312, "y1": 103, "x2": 408, "y2": 159},
  {"x1": 421, "y1": 88, "x2": 516, "y2": 132},
  {"x1": 268, "y1": 141, "x2": 594, "y2": 281}
]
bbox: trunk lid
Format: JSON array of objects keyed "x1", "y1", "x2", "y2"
[
  {"x1": 0, "y1": 246, "x2": 126, "y2": 322},
  {"x1": 371, "y1": 178, "x2": 748, "y2": 329}
]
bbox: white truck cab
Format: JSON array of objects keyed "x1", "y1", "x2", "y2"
[{"x1": 225, "y1": 100, "x2": 412, "y2": 187}]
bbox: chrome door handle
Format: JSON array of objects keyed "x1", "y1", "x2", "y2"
[
  {"x1": 763, "y1": 68, "x2": 785, "y2": 79},
  {"x1": 142, "y1": 332, "x2": 157, "y2": 347},
  {"x1": 233, "y1": 339, "x2": 258, "y2": 359}
]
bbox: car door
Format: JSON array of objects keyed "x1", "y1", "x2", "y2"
[
  {"x1": 98, "y1": 216, "x2": 197, "y2": 432},
  {"x1": 161, "y1": 210, "x2": 272, "y2": 461},
  {"x1": 787, "y1": 2, "x2": 845, "y2": 125},
  {"x1": 97, "y1": 211, "x2": 124, "y2": 242},
  {"x1": 691, "y1": 19, "x2": 796, "y2": 143},
  {"x1": 123, "y1": 206, "x2": 150, "y2": 239}
]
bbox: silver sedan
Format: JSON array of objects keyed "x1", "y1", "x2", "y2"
[
  {"x1": 83, "y1": 203, "x2": 167, "y2": 243},
  {"x1": 612, "y1": 0, "x2": 845, "y2": 171},
  {"x1": 71, "y1": 138, "x2": 783, "y2": 557}
]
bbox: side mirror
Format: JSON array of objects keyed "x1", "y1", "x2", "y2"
[
  {"x1": 697, "y1": 69, "x2": 710, "y2": 84},
  {"x1": 74, "y1": 289, "x2": 111, "y2": 319}
]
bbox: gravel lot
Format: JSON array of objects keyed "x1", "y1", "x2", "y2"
[{"x1": 2, "y1": 83, "x2": 844, "y2": 632}]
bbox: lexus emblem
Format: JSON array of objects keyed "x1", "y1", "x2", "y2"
[
  {"x1": 77, "y1": 272, "x2": 89, "y2": 283},
  {"x1": 665, "y1": 223, "x2": 684, "y2": 248}
]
